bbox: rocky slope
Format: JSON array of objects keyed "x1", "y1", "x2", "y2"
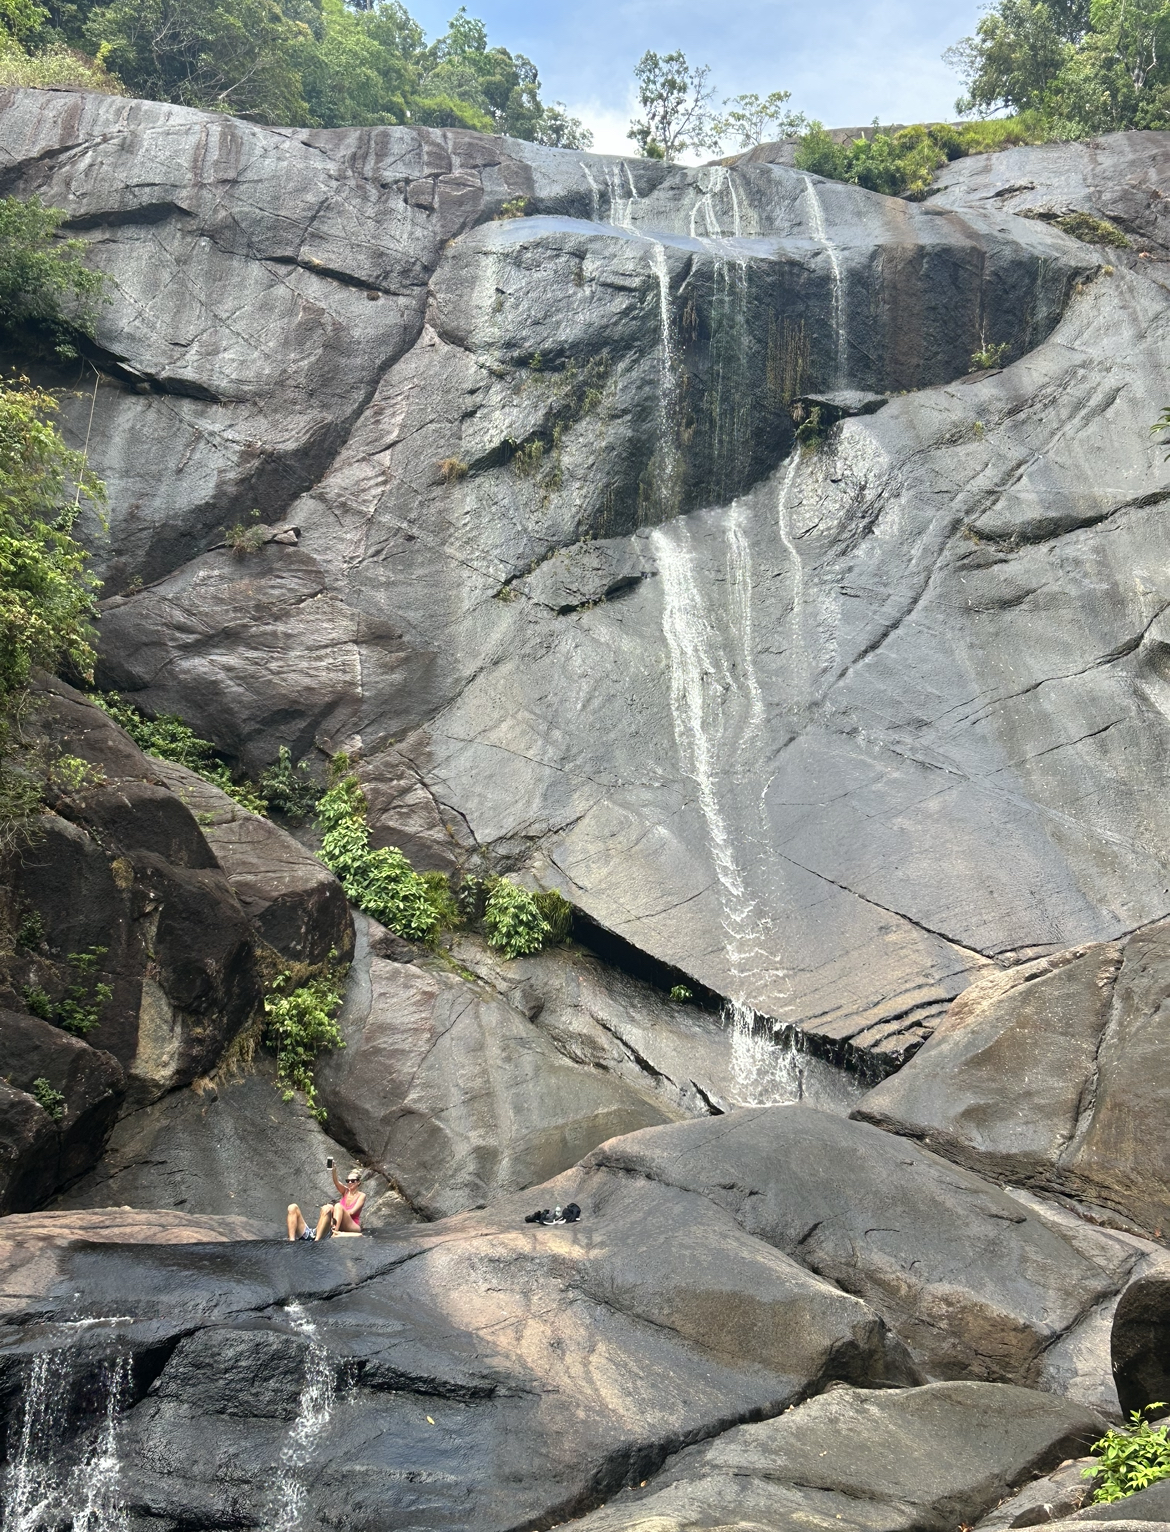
[
  {"x1": 9, "y1": 90, "x2": 1167, "y2": 1068},
  {"x1": 3, "y1": 90, "x2": 1170, "y2": 1531}
]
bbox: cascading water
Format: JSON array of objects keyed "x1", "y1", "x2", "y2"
[
  {"x1": 652, "y1": 519, "x2": 795, "y2": 1106},
  {"x1": 268, "y1": 1301, "x2": 337, "y2": 1532},
  {"x1": 801, "y1": 175, "x2": 847, "y2": 387},
  {"x1": 2, "y1": 1349, "x2": 131, "y2": 1532}
]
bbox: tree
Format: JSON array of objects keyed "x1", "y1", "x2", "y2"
[
  {"x1": 81, "y1": 0, "x2": 317, "y2": 123},
  {"x1": 711, "y1": 89, "x2": 806, "y2": 150},
  {"x1": 0, "y1": 378, "x2": 103, "y2": 714},
  {"x1": 0, "y1": 196, "x2": 106, "y2": 359},
  {"x1": 627, "y1": 49, "x2": 717, "y2": 160},
  {"x1": 531, "y1": 101, "x2": 592, "y2": 150},
  {"x1": 946, "y1": 0, "x2": 1170, "y2": 129},
  {"x1": 945, "y1": 0, "x2": 1076, "y2": 114}
]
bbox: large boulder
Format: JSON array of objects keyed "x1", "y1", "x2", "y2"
[
  {"x1": 0, "y1": 1008, "x2": 124, "y2": 1203},
  {"x1": 566, "y1": 1106, "x2": 1137, "y2": 1395},
  {"x1": 314, "y1": 916, "x2": 687, "y2": 1217},
  {"x1": 11, "y1": 91, "x2": 1162, "y2": 1069},
  {"x1": 564, "y1": 1382, "x2": 1105, "y2": 1532},
  {"x1": 854, "y1": 923, "x2": 1170, "y2": 1241}
]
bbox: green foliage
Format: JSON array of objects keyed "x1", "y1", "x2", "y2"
[
  {"x1": 0, "y1": 195, "x2": 107, "y2": 360},
  {"x1": 30, "y1": 1075, "x2": 65, "y2": 1120},
  {"x1": 224, "y1": 508, "x2": 266, "y2": 554},
  {"x1": 1151, "y1": 404, "x2": 1170, "y2": 458},
  {"x1": 496, "y1": 196, "x2": 529, "y2": 220},
  {"x1": 0, "y1": 37, "x2": 125, "y2": 92},
  {"x1": 1084, "y1": 1405, "x2": 1170, "y2": 1503},
  {"x1": 482, "y1": 876, "x2": 549, "y2": 958},
  {"x1": 37, "y1": 0, "x2": 580, "y2": 141},
  {"x1": 53, "y1": 944, "x2": 112, "y2": 1036},
  {"x1": 533, "y1": 888, "x2": 572, "y2": 945},
  {"x1": 259, "y1": 745, "x2": 321, "y2": 822},
  {"x1": 711, "y1": 89, "x2": 806, "y2": 150},
  {"x1": 15, "y1": 908, "x2": 43, "y2": 949},
  {"x1": 794, "y1": 114, "x2": 1059, "y2": 201},
  {"x1": 22, "y1": 982, "x2": 52, "y2": 1019},
  {"x1": 315, "y1": 769, "x2": 441, "y2": 941},
  {"x1": 264, "y1": 968, "x2": 345, "y2": 1120},
  {"x1": 93, "y1": 691, "x2": 266, "y2": 812},
  {"x1": 794, "y1": 403, "x2": 825, "y2": 447},
  {"x1": 947, "y1": 0, "x2": 1170, "y2": 133},
  {"x1": 628, "y1": 49, "x2": 718, "y2": 160},
  {"x1": 0, "y1": 378, "x2": 104, "y2": 728},
  {"x1": 1052, "y1": 210, "x2": 1130, "y2": 245},
  {"x1": 970, "y1": 336, "x2": 1011, "y2": 370},
  {"x1": 669, "y1": 983, "x2": 693, "y2": 1002},
  {"x1": 512, "y1": 438, "x2": 543, "y2": 477}
]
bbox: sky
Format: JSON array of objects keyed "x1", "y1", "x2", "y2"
[{"x1": 408, "y1": 0, "x2": 988, "y2": 156}]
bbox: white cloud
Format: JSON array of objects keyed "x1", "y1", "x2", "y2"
[{"x1": 565, "y1": 92, "x2": 639, "y2": 157}]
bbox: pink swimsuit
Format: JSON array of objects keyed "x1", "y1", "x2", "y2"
[{"x1": 340, "y1": 1191, "x2": 361, "y2": 1227}]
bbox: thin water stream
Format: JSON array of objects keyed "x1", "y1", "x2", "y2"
[
  {"x1": 2, "y1": 1350, "x2": 130, "y2": 1532},
  {"x1": 801, "y1": 175, "x2": 847, "y2": 387},
  {"x1": 268, "y1": 1302, "x2": 337, "y2": 1532}
]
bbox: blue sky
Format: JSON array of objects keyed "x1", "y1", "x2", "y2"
[{"x1": 408, "y1": 0, "x2": 988, "y2": 155}]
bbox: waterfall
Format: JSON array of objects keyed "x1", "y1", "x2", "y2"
[
  {"x1": 801, "y1": 175, "x2": 846, "y2": 387},
  {"x1": 653, "y1": 519, "x2": 794, "y2": 1107},
  {"x1": 268, "y1": 1302, "x2": 337, "y2": 1532},
  {"x1": 580, "y1": 162, "x2": 601, "y2": 222},
  {"x1": 2, "y1": 1350, "x2": 130, "y2": 1532},
  {"x1": 776, "y1": 452, "x2": 804, "y2": 625},
  {"x1": 727, "y1": 1001, "x2": 806, "y2": 1107},
  {"x1": 605, "y1": 161, "x2": 640, "y2": 229}
]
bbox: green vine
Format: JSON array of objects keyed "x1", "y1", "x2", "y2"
[{"x1": 263, "y1": 968, "x2": 346, "y2": 1122}]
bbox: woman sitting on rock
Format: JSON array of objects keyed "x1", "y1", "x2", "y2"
[{"x1": 287, "y1": 1163, "x2": 365, "y2": 1241}]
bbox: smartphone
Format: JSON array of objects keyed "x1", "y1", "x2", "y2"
[{"x1": 327, "y1": 1157, "x2": 334, "y2": 1169}]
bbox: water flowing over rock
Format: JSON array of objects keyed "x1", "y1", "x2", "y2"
[{"x1": 6, "y1": 88, "x2": 1151, "y2": 1067}]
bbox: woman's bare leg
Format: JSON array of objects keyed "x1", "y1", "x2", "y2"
[
  {"x1": 287, "y1": 1204, "x2": 308, "y2": 1241},
  {"x1": 316, "y1": 1203, "x2": 334, "y2": 1240},
  {"x1": 332, "y1": 1206, "x2": 360, "y2": 1234}
]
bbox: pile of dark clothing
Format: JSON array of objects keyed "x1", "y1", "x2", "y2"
[{"x1": 524, "y1": 1203, "x2": 581, "y2": 1225}]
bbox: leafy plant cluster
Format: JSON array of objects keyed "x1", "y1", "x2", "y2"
[
  {"x1": 0, "y1": 368, "x2": 105, "y2": 849},
  {"x1": 263, "y1": 966, "x2": 346, "y2": 1120},
  {"x1": 92, "y1": 691, "x2": 269, "y2": 812},
  {"x1": 31, "y1": 1074, "x2": 65, "y2": 1119},
  {"x1": 1084, "y1": 1405, "x2": 1170, "y2": 1503},
  {"x1": 23, "y1": 943, "x2": 112, "y2": 1036},
  {"x1": 793, "y1": 117, "x2": 1054, "y2": 201},
  {"x1": 3, "y1": 0, "x2": 591, "y2": 144},
  {"x1": 947, "y1": 0, "x2": 1170, "y2": 136},
  {"x1": 315, "y1": 762, "x2": 570, "y2": 957}
]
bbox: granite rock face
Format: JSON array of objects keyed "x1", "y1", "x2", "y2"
[
  {"x1": 565, "y1": 1381, "x2": 1104, "y2": 1532},
  {"x1": 855, "y1": 923, "x2": 1170, "y2": 1240},
  {"x1": 8, "y1": 91, "x2": 1161, "y2": 1067}
]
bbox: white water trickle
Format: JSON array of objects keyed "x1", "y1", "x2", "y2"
[
  {"x1": 269, "y1": 1302, "x2": 337, "y2": 1532},
  {"x1": 3, "y1": 1349, "x2": 131, "y2": 1532},
  {"x1": 801, "y1": 175, "x2": 846, "y2": 387},
  {"x1": 579, "y1": 162, "x2": 600, "y2": 223},
  {"x1": 776, "y1": 452, "x2": 804, "y2": 624},
  {"x1": 727, "y1": 1002, "x2": 806, "y2": 1107},
  {"x1": 653, "y1": 523, "x2": 792, "y2": 1101},
  {"x1": 71, "y1": 1355, "x2": 131, "y2": 1532},
  {"x1": 726, "y1": 503, "x2": 766, "y2": 753}
]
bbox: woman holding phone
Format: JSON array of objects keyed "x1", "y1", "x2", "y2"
[{"x1": 286, "y1": 1159, "x2": 366, "y2": 1241}]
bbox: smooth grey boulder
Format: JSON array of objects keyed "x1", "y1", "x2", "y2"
[
  {"x1": 0, "y1": 1081, "x2": 58, "y2": 1215},
  {"x1": 49, "y1": 1050, "x2": 414, "y2": 1234},
  {"x1": 562, "y1": 1381, "x2": 1104, "y2": 1532},
  {"x1": 854, "y1": 923, "x2": 1170, "y2": 1241},
  {"x1": 1076, "y1": 1483, "x2": 1170, "y2": 1522},
  {"x1": 571, "y1": 1106, "x2": 1134, "y2": 1389},
  {"x1": 314, "y1": 916, "x2": 687, "y2": 1217},
  {"x1": 932, "y1": 132, "x2": 1170, "y2": 256},
  {"x1": 975, "y1": 1457, "x2": 1095, "y2": 1531}
]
